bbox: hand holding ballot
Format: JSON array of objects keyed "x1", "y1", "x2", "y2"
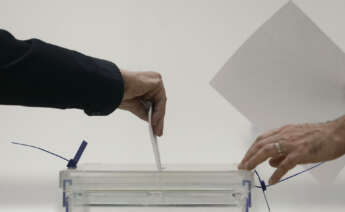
[
  {"x1": 0, "y1": 29, "x2": 167, "y2": 137},
  {"x1": 119, "y1": 70, "x2": 167, "y2": 136}
]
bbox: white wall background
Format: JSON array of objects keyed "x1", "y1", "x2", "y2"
[{"x1": 0, "y1": 0, "x2": 345, "y2": 211}]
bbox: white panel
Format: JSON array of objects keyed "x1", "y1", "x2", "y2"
[{"x1": 211, "y1": 1, "x2": 345, "y2": 182}]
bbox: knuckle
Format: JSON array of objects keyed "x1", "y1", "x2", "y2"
[
  {"x1": 280, "y1": 134, "x2": 290, "y2": 142},
  {"x1": 256, "y1": 142, "x2": 265, "y2": 149},
  {"x1": 262, "y1": 145, "x2": 271, "y2": 154},
  {"x1": 282, "y1": 125, "x2": 292, "y2": 131},
  {"x1": 155, "y1": 72, "x2": 162, "y2": 79},
  {"x1": 279, "y1": 162, "x2": 288, "y2": 170},
  {"x1": 280, "y1": 125, "x2": 288, "y2": 131},
  {"x1": 157, "y1": 78, "x2": 163, "y2": 86}
]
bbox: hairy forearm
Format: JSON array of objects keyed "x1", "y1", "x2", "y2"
[{"x1": 329, "y1": 115, "x2": 345, "y2": 157}]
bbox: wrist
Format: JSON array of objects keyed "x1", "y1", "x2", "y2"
[
  {"x1": 120, "y1": 69, "x2": 129, "y2": 100},
  {"x1": 329, "y1": 115, "x2": 345, "y2": 156}
]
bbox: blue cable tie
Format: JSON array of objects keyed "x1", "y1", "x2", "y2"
[
  {"x1": 67, "y1": 140, "x2": 88, "y2": 169},
  {"x1": 260, "y1": 179, "x2": 267, "y2": 191},
  {"x1": 253, "y1": 162, "x2": 324, "y2": 212},
  {"x1": 11, "y1": 142, "x2": 69, "y2": 162}
]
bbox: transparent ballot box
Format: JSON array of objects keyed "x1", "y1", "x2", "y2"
[{"x1": 59, "y1": 164, "x2": 254, "y2": 212}]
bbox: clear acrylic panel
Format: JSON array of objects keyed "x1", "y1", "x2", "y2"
[{"x1": 59, "y1": 164, "x2": 253, "y2": 212}]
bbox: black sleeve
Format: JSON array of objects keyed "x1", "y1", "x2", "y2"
[{"x1": 0, "y1": 29, "x2": 124, "y2": 116}]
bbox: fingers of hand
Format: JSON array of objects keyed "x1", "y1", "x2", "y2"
[
  {"x1": 239, "y1": 127, "x2": 286, "y2": 169},
  {"x1": 152, "y1": 88, "x2": 167, "y2": 136},
  {"x1": 269, "y1": 155, "x2": 286, "y2": 168},
  {"x1": 269, "y1": 154, "x2": 299, "y2": 185},
  {"x1": 144, "y1": 74, "x2": 166, "y2": 137},
  {"x1": 122, "y1": 71, "x2": 163, "y2": 101},
  {"x1": 245, "y1": 143, "x2": 285, "y2": 170},
  {"x1": 239, "y1": 133, "x2": 285, "y2": 169},
  {"x1": 123, "y1": 71, "x2": 167, "y2": 137}
]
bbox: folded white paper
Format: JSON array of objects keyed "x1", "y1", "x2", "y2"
[{"x1": 148, "y1": 102, "x2": 163, "y2": 171}]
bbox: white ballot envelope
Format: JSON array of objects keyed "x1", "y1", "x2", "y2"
[
  {"x1": 211, "y1": 1, "x2": 345, "y2": 182},
  {"x1": 148, "y1": 102, "x2": 163, "y2": 171}
]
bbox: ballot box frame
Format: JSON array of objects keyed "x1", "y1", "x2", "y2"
[{"x1": 59, "y1": 166, "x2": 253, "y2": 212}]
